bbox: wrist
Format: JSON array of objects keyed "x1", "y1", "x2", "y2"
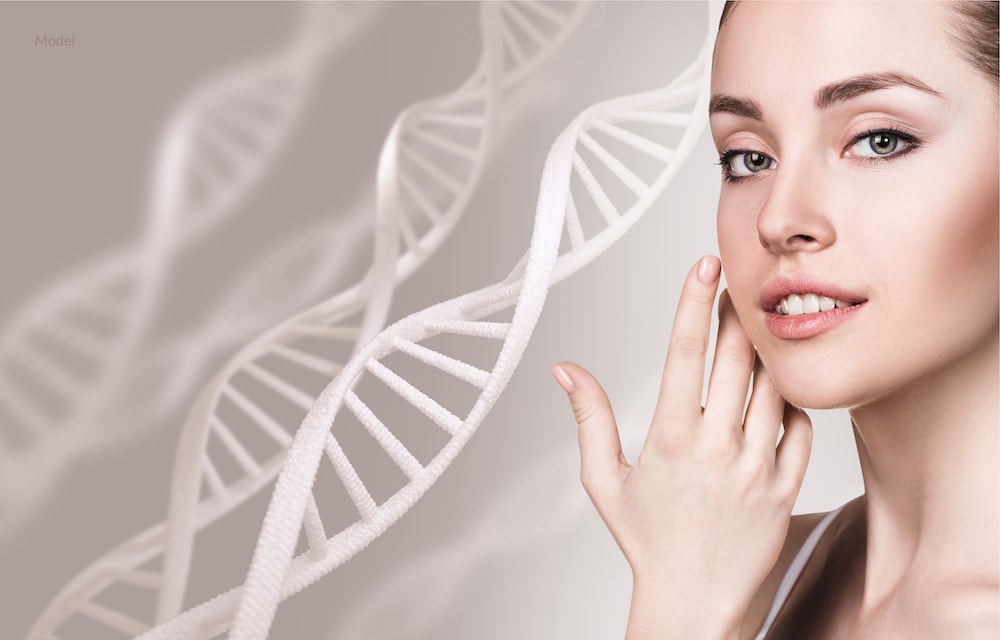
[{"x1": 627, "y1": 575, "x2": 745, "y2": 640}]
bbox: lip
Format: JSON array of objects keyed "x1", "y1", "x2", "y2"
[{"x1": 760, "y1": 275, "x2": 868, "y2": 340}]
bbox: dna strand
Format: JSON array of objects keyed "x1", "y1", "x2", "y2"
[
  {"x1": 87, "y1": 201, "x2": 375, "y2": 454},
  {"x1": 85, "y1": 0, "x2": 596, "y2": 454},
  {"x1": 28, "y1": 3, "x2": 589, "y2": 639},
  {"x1": 0, "y1": 2, "x2": 377, "y2": 541},
  {"x1": 328, "y1": 375, "x2": 666, "y2": 638},
  {"x1": 132, "y1": 5, "x2": 715, "y2": 637}
]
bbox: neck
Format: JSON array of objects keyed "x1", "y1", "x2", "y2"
[{"x1": 848, "y1": 333, "x2": 999, "y2": 605}]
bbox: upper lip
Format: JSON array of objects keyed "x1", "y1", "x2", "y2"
[{"x1": 760, "y1": 275, "x2": 868, "y2": 311}]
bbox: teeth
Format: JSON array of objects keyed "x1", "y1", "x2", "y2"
[
  {"x1": 803, "y1": 294, "x2": 820, "y2": 314},
  {"x1": 783, "y1": 294, "x2": 803, "y2": 315},
  {"x1": 776, "y1": 293, "x2": 856, "y2": 315}
]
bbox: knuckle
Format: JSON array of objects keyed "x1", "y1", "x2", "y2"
[
  {"x1": 755, "y1": 376, "x2": 785, "y2": 404},
  {"x1": 698, "y1": 434, "x2": 739, "y2": 465},
  {"x1": 670, "y1": 334, "x2": 708, "y2": 360},
  {"x1": 783, "y1": 411, "x2": 814, "y2": 441},
  {"x1": 740, "y1": 452, "x2": 771, "y2": 482},
  {"x1": 720, "y1": 343, "x2": 756, "y2": 370},
  {"x1": 571, "y1": 400, "x2": 600, "y2": 427},
  {"x1": 648, "y1": 423, "x2": 695, "y2": 454},
  {"x1": 687, "y1": 286, "x2": 717, "y2": 308}
]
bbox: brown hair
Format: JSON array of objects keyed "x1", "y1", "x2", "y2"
[
  {"x1": 948, "y1": 1, "x2": 999, "y2": 91},
  {"x1": 718, "y1": 1, "x2": 999, "y2": 91}
]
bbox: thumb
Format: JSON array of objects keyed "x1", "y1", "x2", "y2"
[{"x1": 552, "y1": 362, "x2": 626, "y2": 501}]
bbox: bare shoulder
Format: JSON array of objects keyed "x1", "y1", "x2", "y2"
[{"x1": 739, "y1": 511, "x2": 828, "y2": 640}]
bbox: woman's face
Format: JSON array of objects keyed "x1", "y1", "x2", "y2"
[{"x1": 710, "y1": 1, "x2": 998, "y2": 410}]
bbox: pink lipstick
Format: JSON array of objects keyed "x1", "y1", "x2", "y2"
[{"x1": 760, "y1": 276, "x2": 867, "y2": 340}]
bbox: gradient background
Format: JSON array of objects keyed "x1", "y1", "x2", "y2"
[{"x1": 1, "y1": 2, "x2": 862, "y2": 638}]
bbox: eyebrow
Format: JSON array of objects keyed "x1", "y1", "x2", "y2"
[
  {"x1": 708, "y1": 94, "x2": 763, "y2": 120},
  {"x1": 709, "y1": 71, "x2": 946, "y2": 121},
  {"x1": 814, "y1": 71, "x2": 946, "y2": 109}
]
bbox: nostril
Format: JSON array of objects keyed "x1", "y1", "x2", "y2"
[
  {"x1": 758, "y1": 233, "x2": 822, "y2": 253},
  {"x1": 788, "y1": 234, "x2": 816, "y2": 245}
]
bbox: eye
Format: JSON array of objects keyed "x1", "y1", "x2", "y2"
[
  {"x1": 847, "y1": 128, "x2": 918, "y2": 159},
  {"x1": 718, "y1": 150, "x2": 776, "y2": 180}
]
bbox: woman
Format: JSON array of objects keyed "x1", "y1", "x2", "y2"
[{"x1": 551, "y1": 2, "x2": 999, "y2": 637}]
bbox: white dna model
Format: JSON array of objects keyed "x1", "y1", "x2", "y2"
[
  {"x1": 73, "y1": 0, "x2": 587, "y2": 468},
  {"x1": 87, "y1": 197, "x2": 376, "y2": 456},
  {"x1": 0, "y1": 2, "x2": 379, "y2": 542},
  {"x1": 29, "y1": 2, "x2": 590, "y2": 639},
  {"x1": 146, "y1": 3, "x2": 716, "y2": 637}
]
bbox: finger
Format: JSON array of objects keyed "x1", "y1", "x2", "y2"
[
  {"x1": 742, "y1": 360, "x2": 785, "y2": 453},
  {"x1": 703, "y1": 289, "x2": 756, "y2": 431},
  {"x1": 652, "y1": 256, "x2": 722, "y2": 429},
  {"x1": 552, "y1": 362, "x2": 627, "y2": 503},
  {"x1": 775, "y1": 403, "x2": 813, "y2": 495}
]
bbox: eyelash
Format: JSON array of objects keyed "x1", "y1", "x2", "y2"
[
  {"x1": 849, "y1": 126, "x2": 920, "y2": 163},
  {"x1": 716, "y1": 149, "x2": 770, "y2": 184},
  {"x1": 716, "y1": 127, "x2": 921, "y2": 183}
]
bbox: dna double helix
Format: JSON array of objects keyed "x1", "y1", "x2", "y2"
[
  {"x1": 0, "y1": 2, "x2": 380, "y2": 543},
  {"x1": 81, "y1": 0, "x2": 596, "y2": 463},
  {"x1": 134, "y1": 4, "x2": 715, "y2": 637},
  {"x1": 28, "y1": 3, "x2": 590, "y2": 639}
]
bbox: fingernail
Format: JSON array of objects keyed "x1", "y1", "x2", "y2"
[
  {"x1": 697, "y1": 255, "x2": 721, "y2": 284},
  {"x1": 551, "y1": 364, "x2": 575, "y2": 394}
]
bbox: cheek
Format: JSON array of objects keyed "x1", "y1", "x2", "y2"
[
  {"x1": 903, "y1": 171, "x2": 998, "y2": 343},
  {"x1": 860, "y1": 146, "x2": 998, "y2": 331}
]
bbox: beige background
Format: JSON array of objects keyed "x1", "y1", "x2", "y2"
[{"x1": 1, "y1": 3, "x2": 862, "y2": 638}]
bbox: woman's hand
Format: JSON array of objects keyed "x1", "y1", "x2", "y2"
[{"x1": 551, "y1": 256, "x2": 813, "y2": 639}]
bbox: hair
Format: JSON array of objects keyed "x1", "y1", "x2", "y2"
[
  {"x1": 948, "y1": 1, "x2": 999, "y2": 91},
  {"x1": 718, "y1": 1, "x2": 999, "y2": 91}
]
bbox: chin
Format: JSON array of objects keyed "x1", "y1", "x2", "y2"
[
  {"x1": 772, "y1": 382, "x2": 845, "y2": 410},
  {"x1": 777, "y1": 388, "x2": 854, "y2": 412},
  {"x1": 760, "y1": 359, "x2": 871, "y2": 411}
]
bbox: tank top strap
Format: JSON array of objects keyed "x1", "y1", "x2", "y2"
[{"x1": 753, "y1": 504, "x2": 847, "y2": 640}]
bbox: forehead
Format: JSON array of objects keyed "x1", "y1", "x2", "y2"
[{"x1": 712, "y1": 1, "x2": 962, "y2": 103}]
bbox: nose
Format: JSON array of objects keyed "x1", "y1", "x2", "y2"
[{"x1": 756, "y1": 158, "x2": 836, "y2": 255}]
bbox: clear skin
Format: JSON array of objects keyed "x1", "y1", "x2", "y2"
[{"x1": 553, "y1": 2, "x2": 998, "y2": 638}]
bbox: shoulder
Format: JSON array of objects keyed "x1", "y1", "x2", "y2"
[{"x1": 738, "y1": 511, "x2": 829, "y2": 640}]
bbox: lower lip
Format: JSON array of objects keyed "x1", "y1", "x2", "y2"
[{"x1": 764, "y1": 303, "x2": 865, "y2": 339}]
